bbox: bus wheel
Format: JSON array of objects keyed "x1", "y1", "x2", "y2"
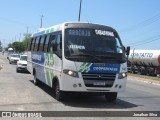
[
  {"x1": 33, "y1": 72, "x2": 39, "y2": 85},
  {"x1": 105, "y1": 92, "x2": 117, "y2": 103},
  {"x1": 55, "y1": 81, "x2": 64, "y2": 101}
]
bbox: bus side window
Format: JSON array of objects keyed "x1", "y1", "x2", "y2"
[
  {"x1": 56, "y1": 34, "x2": 62, "y2": 58},
  {"x1": 44, "y1": 34, "x2": 50, "y2": 52},
  {"x1": 39, "y1": 36, "x2": 45, "y2": 51},
  {"x1": 37, "y1": 37, "x2": 41, "y2": 51},
  {"x1": 42, "y1": 35, "x2": 47, "y2": 52},
  {"x1": 34, "y1": 37, "x2": 40, "y2": 51},
  {"x1": 31, "y1": 38, "x2": 36, "y2": 51},
  {"x1": 28, "y1": 38, "x2": 33, "y2": 51},
  {"x1": 56, "y1": 34, "x2": 62, "y2": 50}
]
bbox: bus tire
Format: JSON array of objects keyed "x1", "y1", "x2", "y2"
[
  {"x1": 105, "y1": 92, "x2": 117, "y2": 103},
  {"x1": 54, "y1": 80, "x2": 64, "y2": 101},
  {"x1": 33, "y1": 72, "x2": 39, "y2": 86}
]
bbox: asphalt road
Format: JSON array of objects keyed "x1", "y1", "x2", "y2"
[{"x1": 0, "y1": 53, "x2": 160, "y2": 120}]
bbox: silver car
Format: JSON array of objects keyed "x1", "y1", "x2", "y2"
[
  {"x1": 16, "y1": 54, "x2": 27, "y2": 72},
  {"x1": 9, "y1": 54, "x2": 20, "y2": 64}
]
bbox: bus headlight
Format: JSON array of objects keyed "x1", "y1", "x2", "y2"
[
  {"x1": 63, "y1": 69, "x2": 79, "y2": 78},
  {"x1": 118, "y1": 72, "x2": 127, "y2": 79}
]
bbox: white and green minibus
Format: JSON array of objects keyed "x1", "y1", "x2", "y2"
[{"x1": 27, "y1": 22, "x2": 130, "y2": 102}]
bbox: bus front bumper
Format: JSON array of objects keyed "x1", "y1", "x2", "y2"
[{"x1": 60, "y1": 74, "x2": 127, "y2": 93}]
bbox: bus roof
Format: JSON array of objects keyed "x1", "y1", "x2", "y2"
[
  {"x1": 32, "y1": 22, "x2": 116, "y2": 38},
  {"x1": 32, "y1": 23, "x2": 65, "y2": 37}
]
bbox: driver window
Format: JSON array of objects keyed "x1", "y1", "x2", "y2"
[
  {"x1": 49, "y1": 35, "x2": 56, "y2": 52},
  {"x1": 116, "y1": 38, "x2": 122, "y2": 53}
]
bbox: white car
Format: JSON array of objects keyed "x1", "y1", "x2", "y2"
[
  {"x1": 16, "y1": 54, "x2": 27, "y2": 72},
  {"x1": 9, "y1": 54, "x2": 20, "y2": 64}
]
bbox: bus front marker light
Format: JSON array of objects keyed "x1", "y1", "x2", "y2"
[
  {"x1": 118, "y1": 72, "x2": 127, "y2": 79},
  {"x1": 115, "y1": 84, "x2": 118, "y2": 88},
  {"x1": 78, "y1": 83, "x2": 82, "y2": 87},
  {"x1": 73, "y1": 84, "x2": 77, "y2": 88}
]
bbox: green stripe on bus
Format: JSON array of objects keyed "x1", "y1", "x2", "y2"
[{"x1": 79, "y1": 62, "x2": 87, "y2": 72}]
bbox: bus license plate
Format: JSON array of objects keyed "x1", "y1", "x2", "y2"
[{"x1": 93, "y1": 82, "x2": 106, "y2": 86}]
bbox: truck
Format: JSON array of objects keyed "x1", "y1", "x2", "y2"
[{"x1": 128, "y1": 50, "x2": 160, "y2": 76}]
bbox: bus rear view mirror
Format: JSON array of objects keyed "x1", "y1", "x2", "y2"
[{"x1": 126, "y1": 46, "x2": 130, "y2": 55}]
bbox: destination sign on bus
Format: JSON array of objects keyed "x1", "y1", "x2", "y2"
[
  {"x1": 95, "y1": 30, "x2": 114, "y2": 37},
  {"x1": 68, "y1": 29, "x2": 91, "y2": 36},
  {"x1": 68, "y1": 29, "x2": 114, "y2": 37}
]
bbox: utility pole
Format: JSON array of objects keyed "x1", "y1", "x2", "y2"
[
  {"x1": 26, "y1": 26, "x2": 29, "y2": 34},
  {"x1": 3, "y1": 39, "x2": 5, "y2": 48},
  {"x1": 19, "y1": 33, "x2": 21, "y2": 42},
  {"x1": 40, "y1": 15, "x2": 44, "y2": 28},
  {"x1": 78, "y1": 0, "x2": 82, "y2": 22},
  {"x1": 15, "y1": 35, "x2": 17, "y2": 42}
]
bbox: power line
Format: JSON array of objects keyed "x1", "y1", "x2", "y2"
[
  {"x1": 126, "y1": 34, "x2": 160, "y2": 46},
  {"x1": 131, "y1": 38, "x2": 160, "y2": 47},
  {"x1": 0, "y1": 17, "x2": 34, "y2": 29},
  {"x1": 130, "y1": 36, "x2": 160, "y2": 47},
  {"x1": 0, "y1": 17, "x2": 27, "y2": 26},
  {"x1": 120, "y1": 12, "x2": 160, "y2": 33}
]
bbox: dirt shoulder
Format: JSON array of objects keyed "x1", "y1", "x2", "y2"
[
  {"x1": 128, "y1": 73, "x2": 160, "y2": 84},
  {"x1": 0, "y1": 59, "x2": 3, "y2": 70}
]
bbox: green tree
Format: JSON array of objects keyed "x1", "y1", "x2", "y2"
[
  {"x1": 5, "y1": 47, "x2": 8, "y2": 51},
  {"x1": 6, "y1": 33, "x2": 31, "y2": 52},
  {"x1": 12, "y1": 42, "x2": 25, "y2": 53},
  {"x1": 8, "y1": 43, "x2": 13, "y2": 48},
  {"x1": 22, "y1": 34, "x2": 31, "y2": 50},
  {"x1": 5, "y1": 43, "x2": 13, "y2": 51}
]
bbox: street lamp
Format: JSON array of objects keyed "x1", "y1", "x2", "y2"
[{"x1": 40, "y1": 15, "x2": 44, "y2": 28}]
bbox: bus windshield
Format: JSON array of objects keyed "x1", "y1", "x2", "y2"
[{"x1": 64, "y1": 28, "x2": 126, "y2": 63}]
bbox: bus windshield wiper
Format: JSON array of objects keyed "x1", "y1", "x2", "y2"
[
  {"x1": 72, "y1": 53, "x2": 94, "y2": 57},
  {"x1": 95, "y1": 55, "x2": 117, "y2": 59},
  {"x1": 71, "y1": 53, "x2": 101, "y2": 61}
]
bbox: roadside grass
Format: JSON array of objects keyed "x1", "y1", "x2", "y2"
[{"x1": 128, "y1": 73, "x2": 160, "y2": 81}]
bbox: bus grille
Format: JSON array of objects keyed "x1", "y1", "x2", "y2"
[{"x1": 82, "y1": 73, "x2": 116, "y2": 87}]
